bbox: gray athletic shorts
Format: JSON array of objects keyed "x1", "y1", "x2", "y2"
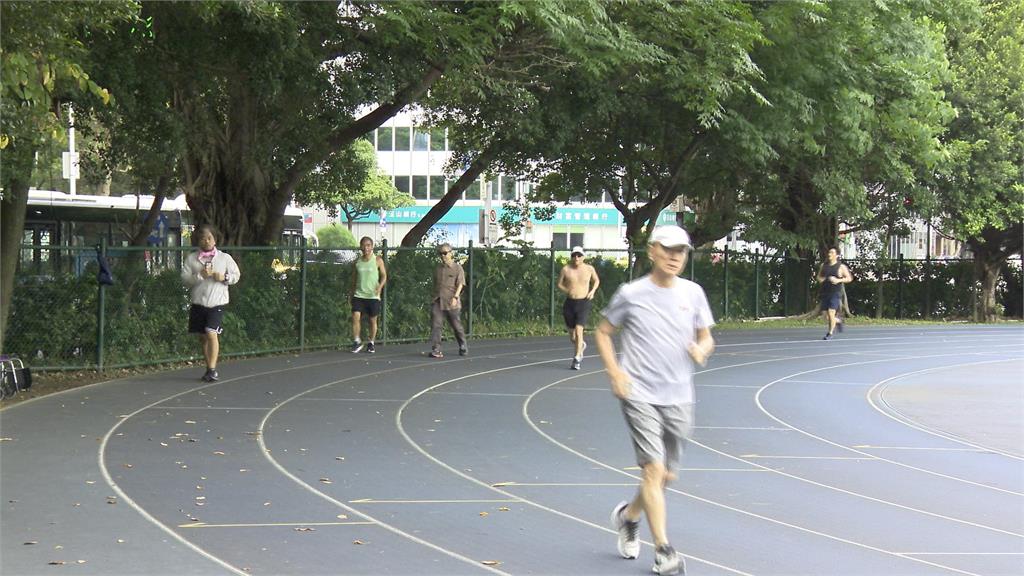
[{"x1": 620, "y1": 399, "x2": 694, "y2": 473}]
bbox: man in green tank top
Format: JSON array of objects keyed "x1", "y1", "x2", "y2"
[{"x1": 350, "y1": 236, "x2": 387, "y2": 353}]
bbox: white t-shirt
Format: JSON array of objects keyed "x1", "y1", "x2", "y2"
[{"x1": 602, "y1": 275, "x2": 715, "y2": 405}]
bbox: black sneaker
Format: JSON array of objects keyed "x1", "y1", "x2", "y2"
[
  {"x1": 571, "y1": 358, "x2": 581, "y2": 370},
  {"x1": 654, "y1": 544, "x2": 684, "y2": 575},
  {"x1": 610, "y1": 501, "x2": 640, "y2": 559},
  {"x1": 823, "y1": 333, "x2": 832, "y2": 341},
  {"x1": 429, "y1": 349, "x2": 444, "y2": 358},
  {"x1": 366, "y1": 342, "x2": 376, "y2": 354},
  {"x1": 458, "y1": 345, "x2": 467, "y2": 356},
  {"x1": 351, "y1": 340, "x2": 364, "y2": 353},
  {"x1": 202, "y1": 369, "x2": 219, "y2": 382}
]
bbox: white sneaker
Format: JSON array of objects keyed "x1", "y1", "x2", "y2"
[
  {"x1": 610, "y1": 501, "x2": 640, "y2": 560},
  {"x1": 653, "y1": 544, "x2": 684, "y2": 575}
]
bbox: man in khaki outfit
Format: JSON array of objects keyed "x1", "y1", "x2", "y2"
[
  {"x1": 429, "y1": 243, "x2": 467, "y2": 358},
  {"x1": 557, "y1": 246, "x2": 600, "y2": 370}
]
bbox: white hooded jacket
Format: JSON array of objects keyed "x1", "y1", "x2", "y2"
[{"x1": 181, "y1": 250, "x2": 241, "y2": 308}]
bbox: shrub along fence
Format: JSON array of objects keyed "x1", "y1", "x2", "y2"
[{"x1": 8, "y1": 241, "x2": 1021, "y2": 371}]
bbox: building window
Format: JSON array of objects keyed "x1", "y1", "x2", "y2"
[
  {"x1": 377, "y1": 127, "x2": 393, "y2": 151},
  {"x1": 395, "y1": 127, "x2": 411, "y2": 151},
  {"x1": 413, "y1": 128, "x2": 429, "y2": 151},
  {"x1": 430, "y1": 128, "x2": 446, "y2": 151},
  {"x1": 552, "y1": 231, "x2": 584, "y2": 251},
  {"x1": 395, "y1": 175, "x2": 410, "y2": 195},
  {"x1": 489, "y1": 179, "x2": 500, "y2": 201},
  {"x1": 429, "y1": 176, "x2": 446, "y2": 200},
  {"x1": 412, "y1": 175, "x2": 428, "y2": 200},
  {"x1": 502, "y1": 176, "x2": 516, "y2": 201}
]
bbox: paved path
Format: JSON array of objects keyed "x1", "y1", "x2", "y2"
[{"x1": 2, "y1": 326, "x2": 1022, "y2": 575}]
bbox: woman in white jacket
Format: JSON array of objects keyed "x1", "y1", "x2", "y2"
[{"x1": 181, "y1": 225, "x2": 241, "y2": 381}]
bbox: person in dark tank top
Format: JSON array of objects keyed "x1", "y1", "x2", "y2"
[{"x1": 817, "y1": 246, "x2": 852, "y2": 340}]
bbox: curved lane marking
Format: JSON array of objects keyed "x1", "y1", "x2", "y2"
[{"x1": 866, "y1": 358, "x2": 1024, "y2": 460}]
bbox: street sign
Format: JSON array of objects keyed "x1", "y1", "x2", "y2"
[{"x1": 62, "y1": 152, "x2": 80, "y2": 180}]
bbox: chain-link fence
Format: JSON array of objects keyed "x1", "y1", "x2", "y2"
[{"x1": 6, "y1": 241, "x2": 1021, "y2": 370}]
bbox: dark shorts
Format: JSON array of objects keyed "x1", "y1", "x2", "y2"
[
  {"x1": 562, "y1": 298, "x2": 592, "y2": 328},
  {"x1": 189, "y1": 304, "x2": 224, "y2": 335},
  {"x1": 820, "y1": 291, "x2": 842, "y2": 311},
  {"x1": 352, "y1": 296, "x2": 381, "y2": 317}
]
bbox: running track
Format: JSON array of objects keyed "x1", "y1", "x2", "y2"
[{"x1": 1, "y1": 325, "x2": 1022, "y2": 575}]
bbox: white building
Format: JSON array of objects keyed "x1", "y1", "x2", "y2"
[{"x1": 312, "y1": 109, "x2": 677, "y2": 251}]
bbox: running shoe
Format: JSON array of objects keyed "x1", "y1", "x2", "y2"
[
  {"x1": 366, "y1": 342, "x2": 376, "y2": 354},
  {"x1": 201, "y1": 369, "x2": 219, "y2": 382},
  {"x1": 653, "y1": 544, "x2": 684, "y2": 575},
  {"x1": 458, "y1": 345, "x2": 468, "y2": 356},
  {"x1": 571, "y1": 358, "x2": 581, "y2": 370},
  {"x1": 429, "y1": 349, "x2": 444, "y2": 358},
  {"x1": 823, "y1": 333, "x2": 832, "y2": 341},
  {"x1": 351, "y1": 340, "x2": 364, "y2": 353},
  {"x1": 610, "y1": 501, "x2": 640, "y2": 559}
]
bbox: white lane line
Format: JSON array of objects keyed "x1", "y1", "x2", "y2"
[
  {"x1": 901, "y1": 552, "x2": 1024, "y2": 556},
  {"x1": 622, "y1": 466, "x2": 766, "y2": 473},
  {"x1": 98, "y1": 343, "x2": 568, "y2": 576},
  {"x1": 522, "y1": 379, "x2": 984, "y2": 576},
  {"x1": 97, "y1": 357, "x2": 394, "y2": 575},
  {"x1": 293, "y1": 397, "x2": 406, "y2": 402},
  {"x1": 427, "y1": 391, "x2": 532, "y2": 397},
  {"x1": 486, "y1": 482, "x2": 639, "y2": 487},
  {"x1": 258, "y1": 346, "x2": 589, "y2": 576},
  {"x1": 698, "y1": 384, "x2": 762, "y2": 388},
  {"x1": 395, "y1": 367, "x2": 754, "y2": 576},
  {"x1": 738, "y1": 455, "x2": 876, "y2": 460},
  {"x1": 694, "y1": 426, "x2": 792, "y2": 431},
  {"x1": 349, "y1": 499, "x2": 519, "y2": 504},
  {"x1": 144, "y1": 406, "x2": 271, "y2": 410},
  {"x1": 853, "y1": 446, "x2": 993, "y2": 453},
  {"x1": 867, "y1": 359, "x2": 1024, "y2": 461},
  {"x1": 180, "y1": 521, "x2": 374, "y2": 528},
  {"x1": 753, "y1": 349, "x2": 1024, "y2": 497},
  {"x1": 783, "y1": 379, "x2": 877, "y2": 386}
]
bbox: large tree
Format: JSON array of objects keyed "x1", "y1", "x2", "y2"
[
  {"x1": 94, "y1": 1, "x2": 596, "y2": 246},
  {"x1": 0, "y1": 0, "x2": 136, "y2": 352},
  {"x1": 738, "y1": 1, "x2": 953, "y2": 257},
  {"x1": 935, "y1": 0, "x2": 1024, "y2": 321},
  {"x1": 398, "y1": 0, "x2": 655, "y2": 247},
  {"x1": 529, "y1": 1, "x2": 768, "y2": 250}
]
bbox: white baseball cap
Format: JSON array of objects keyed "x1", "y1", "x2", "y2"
[
  {"x1": 649, "y1": 225, "x2": 691, "y2": 249},
  {"x1": 570, "y1": 246, "x2": 585, "y2": 256}
]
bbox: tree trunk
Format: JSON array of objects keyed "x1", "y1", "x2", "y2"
[
  {"x1": 974, "y1": 257, "x2": 1001, "y2": 322},
  {"x1": 401, "y1": 148, "x2": 494, "y2": 247},
  {"x1": 0, "y1": 142, "x2": 35, "y2": 353}
]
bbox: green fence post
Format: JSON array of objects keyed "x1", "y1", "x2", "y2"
[
  {"x1": 897, "y1": 252, "x2": 905, "y2": 319},
  {"x1": 298, "y1": 237, "x2": 307, "y2": 352},
  {"x1": 549, "y1": 245, "x2": 556, "y2": 332},
  {"x1": 467, "y1": 240, "x2": 474, "y2": 338},
  {"x1": 723, "y1": 246, "x2": 730, "y2": 319},
  {"x1": 381, "y1": 239, "x2": 389, "y2": 343},
  {"x1": 96, "y1": 238, "x2": 107, "y2": 370},
  {"x1": 754, "y1": 248, "x2": 760, "y2": 320},
  {"x1": 783, "y1": 249, "x2": 790, "y2": 317}
]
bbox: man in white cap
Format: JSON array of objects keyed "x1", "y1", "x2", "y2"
[
  {"x1": 557, "y1": 246, "x2": 601, "y2": 369},
  {"x1": 595, "y1": 225, "x2": 714, "y2": 576}
]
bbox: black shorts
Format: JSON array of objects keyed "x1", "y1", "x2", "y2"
[
  {"x1": 351, "y1": 297, "x2": 381, "y2": 317},
  {"x1": 820, "y1": 291, "x2": 842, "y2": 311},
  {"x1": 562, "y1": 298, "x2": 592, "y2": 328},
  {"x1": 189, "y1": 304, "x2": 225, "y2": 335}
]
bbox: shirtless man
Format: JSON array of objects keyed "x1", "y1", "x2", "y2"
[{"x1": 557, "y1": 246, "x2": 601, "y2": 370}]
